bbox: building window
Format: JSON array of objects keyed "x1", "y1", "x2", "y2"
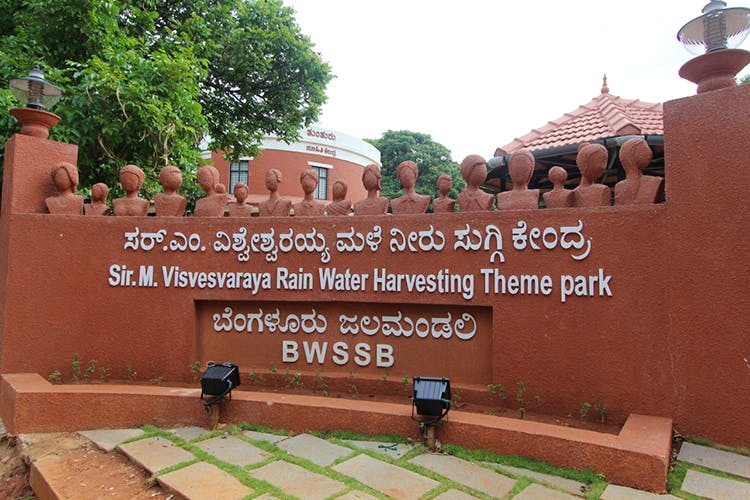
[
  {"x1": 229, "y1": 160, "x2": 249, "y2": 193},
  {"x1": 312, "y1": 165, "x2": 329, "y2": 200}
]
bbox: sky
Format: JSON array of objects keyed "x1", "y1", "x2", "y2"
[{"x1": 283, "y1": 0, "x2": 750, "y2": 163}]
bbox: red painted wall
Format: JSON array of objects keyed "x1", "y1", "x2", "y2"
[
  {"x1": 211, "y1": 149, "x2": 368, "y2": 202},
  {"x1": 0, "y1": 84, "x2": 747, "y2": 447},
  {"x1": 664, "y1": 85, "x2": 750, "y2": 446}
]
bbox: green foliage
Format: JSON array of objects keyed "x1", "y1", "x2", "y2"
[
  {"x1": 84, "y1": 359, "x2": 97, "y2": 381},
  {"x1": 596, "y1": 401, "x2": 607, "y2": 424},
  {"x1": 346, "y1": 368, "x2": 358, "y2": 395},
  {"x1": 188, "y1": 361, "x2": 201, "y2": 382},
  {"x1": 48, "y1": 370, "x2": 62, "y2": 384},
  {"x1": 451, "y1": 386, "x2": 464, "y2": 408},
  {"x1": 365, "y1": 130, "x2": 465, "y2": 202},
  {"x1": 739, "y1": 74, "x2": 750, "y2": 84},
  {"x1": 126, "y1": 363, "x2": 137, "y2": 383},
  {"x1": 488, "y1": 383, "x2": 507, "y2": 399},
  {"x1": 248, "y1": 367, "x2": 265, "y2": 389},
  {"x1": 516, "y1": 381, "x2": 527, "y2": 419},
  {"x1": 71, "y1": 353, "x2": 81, "y2": 381},
  {"x1": 580, "y1": 401, "x2": 592, "y2": 422},
  {"x1": 0, "y1": 0, "x2": 331, "y2": 203},
  {"x1": 312, "y1": 371, "x2": 328, "y2": 395}
]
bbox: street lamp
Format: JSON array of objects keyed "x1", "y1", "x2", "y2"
[
  {"x1": 677, "y1": 1, "x2": 750, "y2": 54},
  {"x1": 9, "y1": 65, "x2": 62, "y2": 110},
  {"x1": 677, "y1": 1, "x2": 750, "y2": 93},
  {"x1": 7, "y1": 66, "x2": 63, "y2": 138}
]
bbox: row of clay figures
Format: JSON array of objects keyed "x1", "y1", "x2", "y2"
[{"x1": 45, "y1": 138, "x2": 663, "y2": 216}]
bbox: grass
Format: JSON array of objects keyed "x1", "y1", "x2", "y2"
[
  {"x1": 443, "y1": 444, "x2": 604, "y2": 485},
  {"x1": 684, "y1": 435, "x2": 750, "y2": 457},
  {"x1": 310, "y1": 429, "x2": 410, "y2": 444}
]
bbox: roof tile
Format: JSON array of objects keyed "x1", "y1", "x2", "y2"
[{"x1": 497, "y1": 79, "x2": 663, "y2": 154}]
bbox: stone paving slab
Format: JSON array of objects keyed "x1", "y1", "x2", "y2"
[
  {"x1": 158, "y1": 461, "x2": 254, "y2": 499},
  {"x1": 336, "y1": 490, "x2": 380, "y2": 500},
  {"x1": 249, "y1": 460, "x2": 345, "y2": 499},
  {"x1": 333, "y1": 453, "x2": 440, "y2": 499},
  {"x1": 117, "y1": 436, "x2": 196, "y2": 474},
  {"x1": 680, "y1": 469, "x2": 750, "y2": 500},
  {"x1": 678, "y1": 441, "x2": 750, "y2": 479},
  {"x1": 409, "y1": 453, "x2": 515, "y2": 497},
  {"x1": 168, "y1": 426, "x2": 208, "y2": 441},
  {"x1": 486, "y1": 462, "x2": 587, "y2": 496},
  {"x1": 276, "y1": 433, "x2": 352, "y2": 466},
  {"x1": 343, "y1": 439, "x2": 415, "y2": 459},
  {"x1": 432, "y1": 489, "x2": 480, "y2": 499},
  {"x1": 600, "y1": 484, "x2": 680, "y2": 499},
  {"x1": 196, "y1": 435, "x2": 271, "y2": 466},
  {"x1": 514, "y1": 483, "x2": 578, "y2": 499},
  {"x1": 79, "y1": 428, "x2": 145, "y2": 452},
  {"x1": 244, "y1": 430, "x2": 288, "y2": 444}
]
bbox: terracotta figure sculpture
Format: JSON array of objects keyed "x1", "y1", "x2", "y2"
[
  {"x1": 496, "y1": 149, "x2": 540, "y2": 210},
  {"x1": 194, "y1": 165, "x2": 227, "y2": 217},
  {"x1": 84, "y1": 182, "x2": 111, "y2": 216},
  {"x1": 390, "y1": 160, "x2": 430, "y2": 214},
  {"x1": 573, "y1": 143, "x2": 611, "y2": 207},
  {"x1": 614, "y1": 138, "x2": 664, "y2": 205},
  {"x1": 432, "y1": 174, "x2": 456, "y2": 213},
  {"x1": 154, "y1": 165, "x2": 187, "y2": 216},
  {"x1": 113, "y1": 164, "x2": 149, "y2": 216},
  {"x1": 457, "y1": 155, "x2": 494, "y2": 212},
  {"x1": 46, "y1": 161, "x2": 84, "y2": 215},
  {"x1": 326, "y1": 180, "x2": 352, "y2": 216},
  {"x1": 258, "y1": 168, "x2": 292, "y2": 217},
  {"x1": 353, "y1": 164, "x2": 389, "y2": 215},
  {"x1": 229, "y1": 182, "x2": 253, "y2": 217},
  {"x1": 293, "y1": 169, "x2": 325, "y2": 216},
  {"x1": 542, "y1": 166, "x2": 574, "y2": 208}
]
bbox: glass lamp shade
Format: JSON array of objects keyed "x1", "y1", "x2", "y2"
[
  {"x1": 8, "y1": 66, "x2": 62, "y2": 110},
  {"x1": 677, "y1": 2, "x2": 750, "y2": 55}
]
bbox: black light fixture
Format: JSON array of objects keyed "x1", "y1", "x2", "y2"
[
  {"x1": 200, "y1": 361, "x2": 240, "y2": 409},
  {"x1": 412, "y1": 376, "x2": 451, "y2": 423},
  {"x1": 9, "y1": 65, "x2": 63, "y2": 110},
  {"x1": 412, "y1": 376, "x2": 451, "y2": 449}
]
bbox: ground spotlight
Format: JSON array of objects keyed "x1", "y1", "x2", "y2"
[
  {"x1": 412, "y1": 376, "x2": 451, "y2": 448},
  {"x1": 200, "y1": 361, "x2": 240, "y2": 409}
]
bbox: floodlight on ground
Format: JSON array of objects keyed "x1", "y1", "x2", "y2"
[
  {"x1": 412, "y1": 376, "x2": 451, "y2": 424},
  {"x1": 200, "y1": 361, "x2": 240, "y2": 409},
  {"x1": 678, "y1": 1, "x2": 750, "y2": 54},
  {"x1": 9, "y1": 65, "x2": 62, "y2": 110}
]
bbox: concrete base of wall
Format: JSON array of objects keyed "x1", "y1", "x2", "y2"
[{"x1": 1, "y1": 373, "x2": 672, "y2": 492}]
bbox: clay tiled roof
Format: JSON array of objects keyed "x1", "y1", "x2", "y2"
[{"x1": 496, "y1": 76, "x2": 663, "y2": 155}]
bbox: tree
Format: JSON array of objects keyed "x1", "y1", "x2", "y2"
[
  {"x1": 365, "y1": 130, "x2": 465, "y2": 203},
  {"x1": 0, "y1": 0, "x2": 331, "y2": 202}
]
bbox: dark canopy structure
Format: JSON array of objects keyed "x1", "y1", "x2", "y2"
[{"x1": 485, "y1": 76, "x2": 665, "y2": 195}]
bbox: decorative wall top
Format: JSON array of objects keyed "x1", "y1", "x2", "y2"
[{"x1": 48, "y1": 142, "x2": 665, "y2": 217}]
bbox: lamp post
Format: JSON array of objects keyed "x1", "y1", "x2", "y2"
[
  {"x1": 8, "y1": 65, "x2": 63, "y2": 139},
  {"x1": 677, "y1": 1, "x2": 750, "y2": 93}
]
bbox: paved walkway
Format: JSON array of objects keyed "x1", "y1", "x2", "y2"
[{"x1": 30, "y1": 426, "x2": 750, "y2": 498}]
